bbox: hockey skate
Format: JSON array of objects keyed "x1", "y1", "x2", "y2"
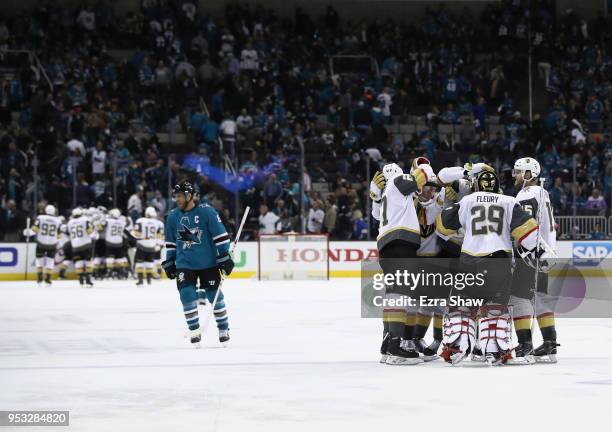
[
  {"x1": 188, "y1": 328, "x2": 202, "y2": 348},
  {"x1": 219, "y1": 329, "x2": 230, "y2": 346},
  {"x1": 485, "y1": 350, "x2": 513, "y2": 366},
  {"x1": 534, "y1": 340, "x2": 559, "y2": 363},
  {"x1": 470, "y1": 344, "x2": 486, "y2": 362},
  {"x1": 85, "y1": 276, "x2": 94, "y2": 289},
  {"x1": 386, "y1": 338, "x2": 423, "y2": 365},
  {"x1": 421, "y1": 339, "x2": 441, "y2": 362},
  {"x1": 506, "y1": 341, "x2": 535, "y2": 365},
  {"x1": 379, "y1": 332, "x2": 390, "y2": 364}
]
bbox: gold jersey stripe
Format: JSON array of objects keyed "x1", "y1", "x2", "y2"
[{"x1": 511, "y1": 218, "x2": 538, "y2": 242}]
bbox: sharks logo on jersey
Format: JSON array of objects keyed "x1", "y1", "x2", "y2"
[{"x1": 178, "y1": 216, "x2": 202, "y2": 249}]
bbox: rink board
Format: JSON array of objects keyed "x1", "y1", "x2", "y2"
[{"x1": 1, "y1": 241, "x2": 612, "y2": 280}]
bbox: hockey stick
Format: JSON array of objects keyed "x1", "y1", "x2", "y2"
[
  {"x1": 25, "y1": 217, "x2": 31, "y2": 281},
  {"x1": 200, "y1": 206, "x2": 250, "y2": 337},
  {"x1": 530, "y1": 178, "x2": 546, "y2": 337}
]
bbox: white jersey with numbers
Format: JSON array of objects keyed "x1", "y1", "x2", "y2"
[
  {"x1": 153, "y1": 219, "x2": 165, "y2": 248},
  {"x1": 450, "y1": 192, "x2": 536, "y2": 257},
  {"x1": 33, "y1": 215, "x2": 62, "y2": 247},
  {"x1": 67, "y1": 216, "x2": 94, "y2": 249},
  {"x1": 133, "y1": 217, "x2": 163, "y2": 251},
  {"x1": 103, "y1": 217, "x2": 128, "y2": 247},
  {"x1": 376, "y1": 173, "x2": 421, "y2": 250},
  {"x1": 515, "y1": 185, "x2": 556, "y2": 253}
]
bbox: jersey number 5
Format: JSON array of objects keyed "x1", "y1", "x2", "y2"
[{"x1": 471, "y1": 205, "x2": 505, "y2": 235}]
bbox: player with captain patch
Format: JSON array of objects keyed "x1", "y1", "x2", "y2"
[{"x1": 163, "y1": 181, "x2": 235, "y2": 347}]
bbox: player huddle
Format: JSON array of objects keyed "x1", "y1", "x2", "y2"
[
  {"x1": 27, "y1": 206, "x2": 165, "y2": 288},
  {"x1": 370, "y1": 157, "x2": 558, "y2": 366}
]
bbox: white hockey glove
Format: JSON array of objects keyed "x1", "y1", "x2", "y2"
[
  {"x1": 369, "y1": 171, "x2": 386, "y2": 202},
  {"x1": 464, "y1": 162, "x2": 495, "y2": 179}
]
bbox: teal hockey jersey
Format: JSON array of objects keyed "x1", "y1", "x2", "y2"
[{"x1": 165, "y1": 204, "x2": 230, "y2": 270}]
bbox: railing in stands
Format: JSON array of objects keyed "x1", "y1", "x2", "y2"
[{"x1": 555, "y1": 216, "x2": 608, "y2": 240}]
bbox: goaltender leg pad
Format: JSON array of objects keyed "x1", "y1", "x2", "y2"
[
  {"x1": 478, "y1": 304, "x2": 512, "y2": 357},
  {"x1": 442, "y1": 307, "x2": 476, "y2": 364}
]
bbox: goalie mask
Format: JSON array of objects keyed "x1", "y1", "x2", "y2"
[{"x1": 474, "y1": 171, "x2": 500, "y2": 193}]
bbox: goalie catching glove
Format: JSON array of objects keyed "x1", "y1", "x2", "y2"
[
  {"x1": 217, "y1": 252, "x2": 235, "y2": 277},
  {"x1": 369, "y1": 171, "x2": 386, "y2": 202}
]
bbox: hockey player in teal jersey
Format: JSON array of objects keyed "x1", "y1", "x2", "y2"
[{"x1": 162, "y1": 181, "x2": 235, "y2": 346}]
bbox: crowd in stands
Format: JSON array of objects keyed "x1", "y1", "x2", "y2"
[{"x1": 0, "y1": 0, "x2": 610, "y2": 241}]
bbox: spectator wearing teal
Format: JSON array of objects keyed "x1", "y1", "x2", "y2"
[{"x1": 585, "y1": 94, "x2": 604, "y2": 132}]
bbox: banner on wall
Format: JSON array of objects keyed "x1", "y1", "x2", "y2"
[{"x1": 0, "y1": 241, "x2": 606, "y2": 280}]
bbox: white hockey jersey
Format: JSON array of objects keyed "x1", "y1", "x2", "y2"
[
  {"x1": 373, "y1": 173, "x2": 421, "y2": 250},
  {"x1": 67, "y1": 216, "x2": 94, "y2": 249},
  {"x1": 33, "y1": 214, "x2": 62, "y2": 247},
  {"x1": 133, "y1": 217, "x2": 164, "y2": 251},
  {"x1": 515, "y1": 185, "x2": 556, "y2": 254},
  {"x1": 437, "y1": 192, "x2": 538, "y2": 258},
  {"x1": 103, "y1": 217, "x2": 128, "y2": 247}
]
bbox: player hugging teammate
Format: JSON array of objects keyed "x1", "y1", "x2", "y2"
[{"x1": 369, "y1": 157, "x2": 558, "y2": 366}]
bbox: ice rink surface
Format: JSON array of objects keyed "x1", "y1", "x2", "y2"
[{"x1": 1, "y1": 278, "x2": 611, "y2": 431}]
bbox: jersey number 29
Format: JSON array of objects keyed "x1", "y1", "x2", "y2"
[{"x1": 471, "y1": 205, "x2": 505, "y2": 235}]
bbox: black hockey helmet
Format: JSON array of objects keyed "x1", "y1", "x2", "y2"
[
  {"x1": 173, "y1": 181, "x2": 195, "y2": 198},
  {"x1": 474, "y1": 170, "x2": 500, "y2": 193}
]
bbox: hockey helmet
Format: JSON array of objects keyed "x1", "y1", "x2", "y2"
[
  {"x1": 145, "y1": 206, "x2": 157, "y2": 218},
  {"x1": 173, "y1": 181, "x2": 195, "y2": 197},
  {"x1": 382, "y1": 163, "x2": 403, "y2": 182},
  {"x1": 410, "y1": 156, "x2": 431, "y2": 175},
  {"x1": 45, "y1": 204, "x2": 56, "y2": 216},
  {"x1": 109, "y1": 208, "x2": 121, "y2": 219},
  {"x1": 72, "y1": 207, "x2": 83, "y2": 217},
  {"x1": 513, "y1": 157, "x2": 541, "y2": 179}
]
